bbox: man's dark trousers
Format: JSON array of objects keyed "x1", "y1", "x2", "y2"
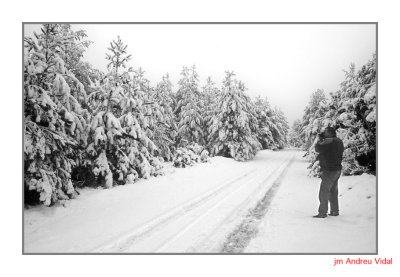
[{"x1": 318, "y1": 169, "x2": 341, "y2": 214}]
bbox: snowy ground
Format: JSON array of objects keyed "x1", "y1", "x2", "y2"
[
  {"x1": 245, "y1": 152, "x2": 376, "y2": 253},
  {"x1": 24, "y1": 150, "x2": 376, "y2": 253}
]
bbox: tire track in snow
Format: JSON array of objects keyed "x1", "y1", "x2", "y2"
[
  {"x1": 186, "y1": 154, "x2": 295, "y2": 252},
  {"x1": 92, "y1": 153, "x2": 292, "y2": 253},
  {"x1": 220, "y1": 155, "x2": 295, "y2": 253},
  {"x1": 153, "y1": 166, "x2": 278, "y2": 252},
  {"x1": 90, "y1": 167, "x2": 257, "y2": 252}
]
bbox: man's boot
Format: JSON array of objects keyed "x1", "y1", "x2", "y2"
[{"x1": 313, "y1": 213, "x2": 327, "y2": 218}]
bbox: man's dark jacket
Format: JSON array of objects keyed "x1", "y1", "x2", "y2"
[{"x1": 315, "y1": 137, "x2": 344, "y2": 171}]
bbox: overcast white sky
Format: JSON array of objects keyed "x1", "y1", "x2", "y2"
[{"x1": 24, "y1": 24, "x2": 376, "y2": 125}]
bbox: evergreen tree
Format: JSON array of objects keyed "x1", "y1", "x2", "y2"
[
  {"x1": 175, "y1": 65, "x2": 204, "y2": 146},
  {"x1": 202, "y1": 77, "x2": 220, "y2": 147},
  {"x1": 299, "y1": 89, "x2": 328, "y2": 149},
  {"x1": 150, "y1": 74, "x2": 177, "y2": 161},
  {"x1": 72, "y1": 61, "x2": 103, "y2": 97},
  {"x1": 24, "y1": 24, "x2": 91, "y2": 205},
  {"x1": 253, "y1": 96, "x2": 272, "y2": 149},
  {"x1": 288, "y1": 119, "x2": 302, "y2": 148},
  {"x1": 24, "y1": 25, "x2": 295, "y2": 206},
  {"x1": 208, "y1": 72, "x2": 261, "y2": 161},
  {"x1": 54, "y1": 25, "x2": 101, "y2": 98},
  {"x1": 353, "y1": 55, "x2": 376, "y2": 171},
  {"x1": 121, "y1": 67, "x2": 164, "y2": 178},
  {"x1": 325, "y1": 57, "x2": 376, "y2": 174},
  {"x1": 298, "y1": 55, "x2": 376, "y2": 176},
  {"x1": 87, "y1": 37, "x2": 161, "y2": 188},
  {"x1": 253, "y1": 96, "x2": 290, "y2": 150},
  {"x1": 297, "y1": 89, "x2": 329, "y2": 176},
  {"x1": 271, "y1": 107, "x2": 290, "y2": 149},
  {"x1": 106, "y1": 36, "x2": 132, "y2": 76}
]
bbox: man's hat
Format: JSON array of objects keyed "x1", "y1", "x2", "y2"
[{"x1": 324, "y1": 126, "x2": 336, "y2": 136}]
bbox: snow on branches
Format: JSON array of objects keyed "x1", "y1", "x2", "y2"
[
  {"x1": 298, "y1": 55, "x2": 376, "y2": 176},
  {"x1": 87, "y1": 39, "x2": 163, "y2": 188},
  {"x1": 173, "y1": 143, "x2": 210, "y2": 168},
  {"x1": 148, "y1": 74, "x2": 177, "y2": 161},
  {"x1": 253, "y1": 97, "x2": 289, "y2": 150},
  {"x1": 24, "y1": 25, "x2": 291, "y2": 206},
  {"x1": 24, "y1": 24, "x2": 91, "y2": 206},
  {"x1": 175, "y1": 65, "x2": 204, "y2": 146},
  {"x1": 208, "y1": 72, "x2": 262, "y2": 161}
]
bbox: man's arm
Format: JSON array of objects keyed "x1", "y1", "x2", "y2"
[{"x1": 315, "y1": 138, "x2": 334, "y2": 153}]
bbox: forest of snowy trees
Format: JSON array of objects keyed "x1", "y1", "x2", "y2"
[
  {"x1": 293, "y1": 55, "x2": 376, "y2": 177},
  {"x1": 24, "y1": 24, "x2": 290, "y2": 206}
]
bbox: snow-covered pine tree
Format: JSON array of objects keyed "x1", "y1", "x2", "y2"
[
  {"x1": 48, "y1": 25, "x2": 101, "y2": 103},
  {"x1": 270, "y1": 107, "x2": 290, "y2": 149},
  {"x1": 175, "y1": 65, "x2": 204, "y2": 146},
  {"x1": 201, "y1": 77, "x2": 220, "y2": 147},
  {"x1": 253, "y1": 96, "x2": 284, "y2": 150},
  {"x1": 24, "y1": 24, "x2": 92, "y2": 205},
  {"x1": 299, "y1": 89, "x2": 328, "y2": 149},
  {"x1": 150, "y1": 73, "x2": 177, "y2": 161},
  {"x1": 121, "y1": 67, "x2": 164, "y2": 178},
  {"x1": 71, "y1": 61, "x2": 103, "y2": 98},
  {"x1": 341, "y1": 58, "x2": 375, "y2": 174},
  {"x1": 56, "y1": 25, "x2": 93, "y2": 72},
  {"x1": 353, "y1": 54, "x2": 376, "y2": 172},
  {"x1": 208, "y1": 71, "x2": 261, "y2": 161},
  {"x1": 240, "y1": 81, "x2": 261, "y2": 148},
  {"x1": 324, "y1": 64, "x2": 364, "y2": 175},
  {"x1": 288, "y1": 119, "x2": 303, "y2": 148},
  {"x1": 298, "y1": 89, "x2": 329, "y2": 176},
  {"x1": 299, "y1": 54, "x2": 376, "y2": 176},
  {"x1": 87, "y1": 37, "x2": 161, "y2": 187},
  {"x1": 321, "y1": 56, "x2": 376, "y2": 175}
]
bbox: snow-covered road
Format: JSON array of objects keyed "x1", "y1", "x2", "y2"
[
  {"x1": 24, "y1": 149, "x2": 376, "y2": 253},
  {"x1": 24, "y1": 150, "x2": 294, "y2": 253}
]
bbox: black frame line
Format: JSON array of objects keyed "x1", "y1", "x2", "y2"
[{"x1": 22, "y1": 22, "x2": 378, "y2": 256}]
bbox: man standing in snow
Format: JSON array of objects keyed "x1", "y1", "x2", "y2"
[{"x1": 313, "y1": 127, "x2": 344, "y2": 218}]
